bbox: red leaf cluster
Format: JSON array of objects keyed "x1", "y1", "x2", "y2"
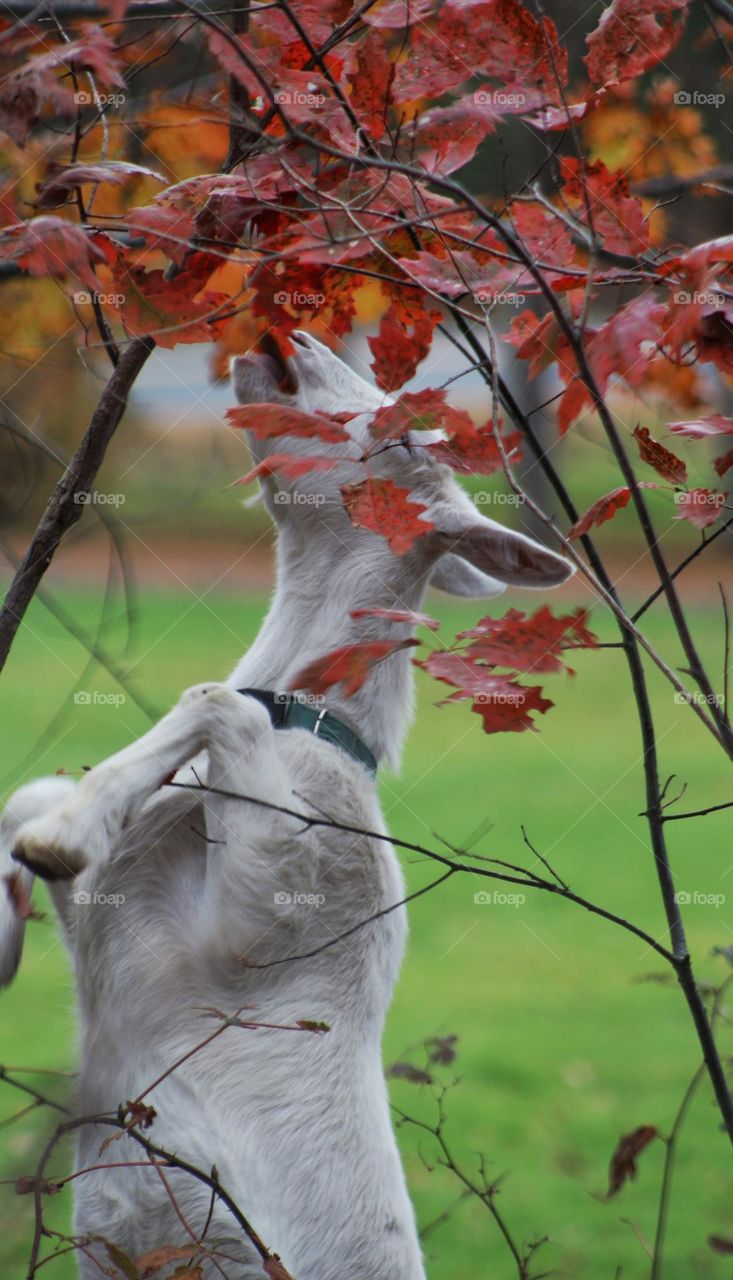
[{"x1": 417, "y1": 607, "x2": 598, "y2": 734}]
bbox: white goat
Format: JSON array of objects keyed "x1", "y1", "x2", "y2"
[{"x1": 0, "y1": 332, "x2": 571, "y2": 1279}]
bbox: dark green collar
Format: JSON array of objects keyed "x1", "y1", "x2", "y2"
[{"x1": 237, "y1": 688, "x2": 378, "y2": 776}]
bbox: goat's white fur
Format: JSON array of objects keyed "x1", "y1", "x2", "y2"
[{"x1": 0, "y1": 332, "x2": 572, "y2": 1278}]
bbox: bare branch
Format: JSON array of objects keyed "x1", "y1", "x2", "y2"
[{"x1": 0, "y1": 337, "x2": 154, "y2": 677}]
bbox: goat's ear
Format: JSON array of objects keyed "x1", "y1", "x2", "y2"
[
  {"x1": 433, "y1": 510, "x2": 574, "y2": 588},
  {"x1": 430, "y1": 554, "x2": 506, "y2": 598}
]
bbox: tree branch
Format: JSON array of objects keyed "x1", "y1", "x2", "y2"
[
  {"x1": 0, "y1": 337, "x2": 154, "y2": 677},
  {"x1": 168, "y1": 781, "x2": 677, "y2": 965}
]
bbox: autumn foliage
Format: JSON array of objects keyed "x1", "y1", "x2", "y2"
[{"x1": 0, "y1": 0, "x2": 731, "y2": 739}]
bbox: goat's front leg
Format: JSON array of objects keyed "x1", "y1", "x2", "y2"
[
  {"x1": 0, "y1": 776, "x2": 77, "y2": 984},
  {"x1": 11, "y1": 685, "x2": 278, "y2": 882}
]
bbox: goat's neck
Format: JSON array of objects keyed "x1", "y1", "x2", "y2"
[{"x1": 228, "y1": 529, "x2": 433, "y2": 769}]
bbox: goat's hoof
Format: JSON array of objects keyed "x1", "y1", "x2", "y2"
[{"x1": 11, "y1": 834, "x2": 87, "y2": 882}]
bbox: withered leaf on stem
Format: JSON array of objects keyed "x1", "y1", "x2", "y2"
[
  {"x1": 386, "y1": 1061, "x2": 434, "y2": 1085},
  {"x1": 607, "y1": 1124, "x2": 658, "y2": 1197}
]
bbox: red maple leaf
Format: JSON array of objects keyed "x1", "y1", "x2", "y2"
[
  {"x1": 504, "y1": 310, "x2": 562, "y2": 380},
  {"x1": 416, "y1": 651, "x2": 554, "y2": 733},
  {"x1": 236, "y1": 453, "x2": 340, "y2": 485},
  {"x1": 370, "y1": 390, "x2": 474, "y2": 441},
  {"x1": 555, "y1": 295, "x2": 666, "y2": 432},
  {"x1": 632, "y1": 426, "x2": 687, "y2": 485},
  {"x1": 289, "y1": 638, "x2": 419, "y2": 698},
  {"x1": 1, "y1": 216, "x2": 106, "y2": 287},
  {"x1": 368, "y1": 306, "x2": 435, "y2": 391},
  {"x1": 102, "y1": 246, "x2": 229, "y2": 347},
  {"x1": 393, "y1": 0, "x2": 566, "y2": 102},
  {"x1": 341, "y1": 478, "x2": 435, "y2": 553},
  {"x1": 35, "y1": 161, "x2": 165, "y2": 209},
  {"x1": 457, "y1": 607, "x2": 598, "y2": 674},
  {"x1": 661, "y1": 234, "x2": 733, "y2": 278},
  {"x1": 227, "y1": 404, "x2": 350, "y2": 444},
  {"x1": 0, "y1": 23, "x2": 125, "y2": 147},
  {"x1": 567, "y1": 483, "x2": 659, "y2": 539},
  {"x1": 426, "y1": 424, "x2": 523, "y2": 475},
  {"x1": 471, "y1": 682, "x2": 554, "y2": 734},
  {"x1": 347, "y1": 30, "x2": 392, "y2": 140},
  {"x1": 585, "y1": 0, "x2": 687, "y2": 86},
  {"x1": 560, "y1": 158, "x2": 649, "y2": 257},
  {"x1": 413, "y1": 114, "x2": 487, "y2": 176}
]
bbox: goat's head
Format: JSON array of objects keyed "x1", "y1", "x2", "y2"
[{"x1": 233, "y1": 331, "x2": 573, "y2": 599}]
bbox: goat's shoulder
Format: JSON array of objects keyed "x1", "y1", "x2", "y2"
[{"x1": 279, "y1": 730, "x2": 386, "y2": 835}]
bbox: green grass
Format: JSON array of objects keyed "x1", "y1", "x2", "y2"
[{"x1": 1, "y1": 583, "x2": 731, "y2": 1279}]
